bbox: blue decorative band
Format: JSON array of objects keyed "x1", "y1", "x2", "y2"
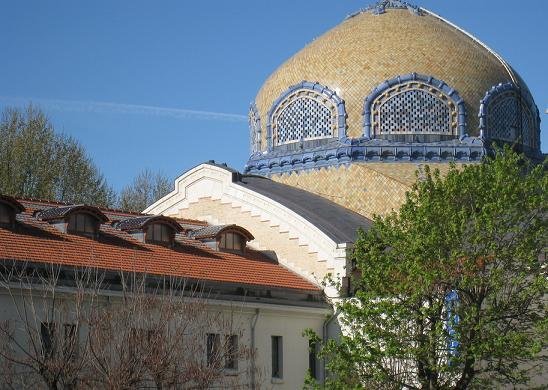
[
  {"x1": 363, "y1": 73, "x2": 467, "y2": 140},
  {"x1": 245, "y1": 137, "x2": 487, "y2": 176}
]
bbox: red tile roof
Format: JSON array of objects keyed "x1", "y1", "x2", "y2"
[{"x1": 0, "y1": 199, "x2": 319, "y2": 292}]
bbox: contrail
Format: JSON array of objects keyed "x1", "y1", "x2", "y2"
[{"x1": 0, "y1": 96, "x2": 248, "y2": 123}]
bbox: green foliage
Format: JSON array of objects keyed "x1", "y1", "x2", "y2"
[
  {"x1": 0, "y1": 105, "x2": 115, "y2": 207},
  {"x1": 309, "y1": 148, "x2": 547, "y2": 389},
  {"x1": 118, "y1": 168, "x2": 172, "y2": 212}
]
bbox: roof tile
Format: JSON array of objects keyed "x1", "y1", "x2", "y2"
[{"x1": 0, "y1": 199, "x2": 319, "y2": 292}]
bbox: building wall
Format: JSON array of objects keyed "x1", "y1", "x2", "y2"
[
  {"x1": 0, "y1": 288, "x2": 328, "y2": 389},
  {"x1": 271, "y1": 162, "x2": 459, "y2": 218},
  {"x1": 172, "y1": 197, "x2": 334, "y2": 285}
]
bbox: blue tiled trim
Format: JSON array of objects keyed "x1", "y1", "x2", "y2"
[
  {"x1": 244, "y1": 137, "x2": 487, "y2": 176},
  {"x1": 346, "y1": 0, "x2": 422, "y2": 19},
  {"x1": 478, "y1": 82, "x2": 541, "y2": 143},
  {"x1": 363, "y1": 73, "x2": 467, "y2": 140},
  {"x1": 266, "y1": 81, "x2": 347, "y2": 152},
  {"x1": 249, "y1": 102, "x2": 261, "y2": 158},
  {"x1": 445, "y1": 290, "x2": 460, "y2": 357}
]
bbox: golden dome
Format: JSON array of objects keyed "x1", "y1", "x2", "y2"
[{"x1": 254, "y1": 6, "x2": 524, "y2": 146}]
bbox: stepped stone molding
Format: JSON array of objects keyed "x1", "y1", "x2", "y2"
[{"x1": 180, "y1": 197, "x2": 333, "y2": 286}]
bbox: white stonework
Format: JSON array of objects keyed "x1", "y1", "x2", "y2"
[{"x1": 145, "y1": 164, "x2": 350, "y2": 298}]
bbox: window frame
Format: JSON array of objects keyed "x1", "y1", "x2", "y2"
[
  {"x1": 224, "y1": 334, "x2": 239, "y2": 370},
  {"x1": 145, "y1": 223, "x2": 174, "y2": 246},
  {"x1": 207, "y1": 333, "x2": 221, "y2": 368},
  {"x1": 363, "y1": 73, "x2": 466, "y2": 140},
  {"x1": 67, "y1": 212, "x2": 99, "y2": 237},
  {"x1": 266, "y1": 82, "x2": 347, "y2": 152},
  {"x1": 217, "y1": 230, "x2": 246, "y2": 253},
  {"x1": 271, "y1": 335, "x2": 283, "y2": 379},
  {"x1": 0, "y1": 203, "x2": 15, "y2": 226},
  {"x1": 40, "y1": 322, "x2": 56, "y2": 358}
]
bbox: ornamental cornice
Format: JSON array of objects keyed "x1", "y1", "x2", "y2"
[{"x1": 346, "y1": 0, "x2": 423, "y2": 19}]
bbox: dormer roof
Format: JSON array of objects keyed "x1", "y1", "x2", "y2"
[
  {"x1": 37, "y1": 205, "x2": 108, "y2": 223},
  {"x1": 115, "y1": 215, "x2": 183, "y2": 233},
  {"x1": 190, "y1": 224, "x2": 254, "y2": 241}
]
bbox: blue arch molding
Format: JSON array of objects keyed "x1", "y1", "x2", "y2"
[
  {"x1": 363, "y1": 73, "x2": 467, "y2": 140},
  {"x1": 244, "y1": 74, "x2": 487, "y2": 176},
  {"x1": 248, "y1": 102, "x2": 261, "y2": 157},
  {"x1": 266, "y1": 81, "x2": 348, "y2": 152},
  {"x1": 478, "y1": 82, "x2": 541, "y2": 151}
]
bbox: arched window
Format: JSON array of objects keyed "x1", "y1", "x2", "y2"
[
  {"x1": 479, "y1": 83, "x2": 539, "y2": 150},
  {"x1": 68, "y1": 213, "x2": 98, "y2": 235},
  {"x1": 364, "y1": 73, "x2": 466, "y2": 140},
  {"x1": 249, "y1": 104, "x2": 261, "y2": 155},
  {"x1": 268, "y1": 82, "x2": 346, "y2": 149}
]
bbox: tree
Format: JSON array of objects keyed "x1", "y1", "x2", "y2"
[
  {"x1": 0, "y1": 105, "x2": 115, "y2": 207},
  {"x1": 118, "y1": 169, "x2": 171, "y2": 212},
  {"x1": 0, "y1": 263, "x2": 100, "y2": 390},
  {"x1": 308, "y1": 148, "x2": 547, "y2": 389},
  {"x1": 0, "y1": 262, "x2": 259, "y2": 389}
]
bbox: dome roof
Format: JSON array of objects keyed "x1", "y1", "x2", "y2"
[
  {"x1": 254, "y1": 4, "x2": 532, "y2": 142},
  {"x1": 246, "y1": 2, "x2": 541, "y2": 176}
]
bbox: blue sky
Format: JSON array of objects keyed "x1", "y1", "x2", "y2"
[{"x1": 1, "y1": 0, "x2": 546, "y2": 192}]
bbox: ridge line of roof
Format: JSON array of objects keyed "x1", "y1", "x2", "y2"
[{"x1": 423, "y1": 8, "x2": 517, "y2": 85}]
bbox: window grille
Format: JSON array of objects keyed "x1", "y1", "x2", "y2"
[
  {"x1": 274, "y1": 96, "x2": 333, "y2": 145},
  {"x1": 486, "y1": 91, "x2": 536, "y2": 148},
  {"x1": 270, "y1": 86, "x2": 341, "y2": 147},
  {"x1": 371, "y1": 82, "x2": 457, "y2": 136}
]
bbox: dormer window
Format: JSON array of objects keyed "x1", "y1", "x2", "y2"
[
  {"x1": 0, "y1": 203, "x2": 12, "y2": 225},
  {"x1": 37, "y1": 205, "x2": 108, "y2": 237},
  {"x1": 68, "y1": 213, "x2": 99, "y2": 235},
  {"x1": 191, "y1": 225, "x2": 254, "y2": 254},
  {"x1": 146, "y1": 223, "x2": 174, "y2": 245},
  {"x1": 116, "y1": 215, "x2": 183, "y2": 246},
  {"x1": 0, "y1": 195, "x2": 25, "y2": 227},
  {"x1": 219, "y1": 232, "x2": 245, "y2": 252}
]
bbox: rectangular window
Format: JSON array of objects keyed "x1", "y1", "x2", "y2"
[
  {"x1": 0, "y1": 204, "x2": 12, "y2": 224},
  {"x1": 271, "y1": 336, "x2": 283, "y2": 379},
  {"x1": 68, "y1": 213, "x2": 96, "y2": 235},
  {"x1": 309, "y1": 340, "x2": 317, "y2": 379},
  {"x1": 225, "y1": 335, "x2": 238, "y2": 370},
  {"x1": 207, "y1": 333, "x2": 221, "y2": 367},
  {"x1": 40, "y1": 322, "x2": 56, "y2": 357},
  {"x1": 63, "y1": 324, "x2": 78, "y2": 357}
]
